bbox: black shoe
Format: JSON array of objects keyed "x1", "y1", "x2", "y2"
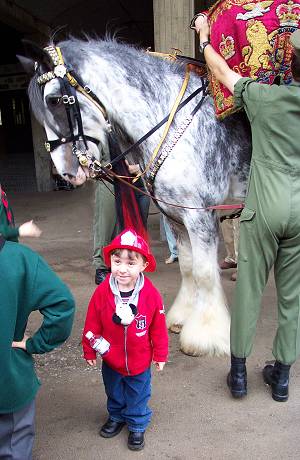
[
  {"x1": 227, "y1": 354, "x2": 247, "y2": 398},
  {"x1": 95, "y1": 269, "x2": 109, "y2": 285},
  {"x1": 128, "y1": 431, "x2": 145, "y2": 451},
  {"x1": 99, "y1": 419, "x2": 125, "y2": 438},
  {"x1": 263, "y1": 361, "x2": 291, "y2": 402}
]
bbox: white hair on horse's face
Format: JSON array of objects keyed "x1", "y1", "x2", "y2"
[{"x1": 26, "y1": 37, "x2": 252, "y2": 356}]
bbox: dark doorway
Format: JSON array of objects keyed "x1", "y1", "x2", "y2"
[
  {"x1": 0, "y1": 89, "x2": 33, "y2": 156},
  {"x1": 0, "y1": 22, "x2": 36, "y2": 191}
]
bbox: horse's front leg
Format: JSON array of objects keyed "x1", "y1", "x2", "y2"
[
  {"x1": 166, "y1": 231, "x2": 195, "y2": 333},
  {"x1": 179, "y1": 225, "x2": 230, "y2": 357}
]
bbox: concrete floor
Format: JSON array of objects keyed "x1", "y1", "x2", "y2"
[{"x1": 10, "y1": 183, "x2": 300, "y2": 460}]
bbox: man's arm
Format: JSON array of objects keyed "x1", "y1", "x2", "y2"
[{"x1": 195, "y1": 15, "x2": 242, "y2": 94}]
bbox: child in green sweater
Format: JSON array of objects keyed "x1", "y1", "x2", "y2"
[{"x1": 0, "y1": 235, "x2": 75, "y2": 459}]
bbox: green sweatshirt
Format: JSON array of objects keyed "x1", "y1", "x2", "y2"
[
  {"x1": 0, "y1": 200, "x2": 19, "y2": 241},
  {"x1": 0, "y1": 240, "x2": 75, "y2": 413}
]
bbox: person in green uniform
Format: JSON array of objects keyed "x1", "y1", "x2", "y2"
[
  {"x1": 0, "y1": 184, "x2": 41, "y2": 241},
  {"x1": 195, "y1": 16, "x2": 300, "y2": 402},
  {"x1": 0, "y1": 236, "x2": 75, "y2": 459}
]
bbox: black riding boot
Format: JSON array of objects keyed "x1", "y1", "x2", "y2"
[
  {"x1": 263, "y1": 361, "x2": 291, "y2": 402},
  {"x1": 227, "y1": 354, "x2": 247, "y2": 398}
]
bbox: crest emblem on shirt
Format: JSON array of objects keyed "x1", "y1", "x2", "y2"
[{"x1": 135, "y1": 314, "x2": 146, "y2": 330}]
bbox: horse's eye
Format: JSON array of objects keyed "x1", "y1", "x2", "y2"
[{"x1": 47, "y1": 96, "x2": 61, "y2": 107}]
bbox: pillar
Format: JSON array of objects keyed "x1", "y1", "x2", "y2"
[
  {"x1": 153, "y1": 0, "x2": 196, "y2": 56},
  {"x1": 30, "y1": 114, "x2": 53, "y2": 191}
]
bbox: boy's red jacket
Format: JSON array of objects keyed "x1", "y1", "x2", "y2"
[{"x1": 82, "y1": 276, "x2": 168, "y2": 376}]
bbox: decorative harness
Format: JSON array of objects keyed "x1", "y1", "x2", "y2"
[
  {"x1": 36, "y1": 45, "x2": 110, "y2": 178},
  {"x1": 36, "y1": 45, "x2": 243, "y2": 215},
  {"x1": 36, "y1": 45, "x2": 208, "y2": 186}
]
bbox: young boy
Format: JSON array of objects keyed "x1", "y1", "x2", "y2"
[{"x1": 82, "y1": 228, "x2": 168, "y2": 451}]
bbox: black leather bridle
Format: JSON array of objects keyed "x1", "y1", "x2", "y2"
[{"x1": 37, "y1": 45, "x2": 110, "y2": 176}]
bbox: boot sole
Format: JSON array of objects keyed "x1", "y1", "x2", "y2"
[
  {"x1": 263, "y1": 378, "x2": 288, "y2": 402},
  {"x1": 271, "y1": 392, "x2": 288, "y2": 402},
  {"x1": 227, "y1": 374, "x2": 247, "y2": 398},
  {"x1": 231, "y1": 390, "x2": 247, "y2": 398},
  {"x1": 128, "y1": 441, "x2": 145, "y2": 451}
]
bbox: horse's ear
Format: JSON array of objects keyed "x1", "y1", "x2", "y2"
[
  {"x1": 18, "y1": 39, "x2": 53, "y2": 74},
  {"x1": 16, "y1": 55, "x2": 36, "y2": 75}
]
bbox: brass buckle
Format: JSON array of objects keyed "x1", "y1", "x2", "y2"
[
  {"x1": 92, "y1": 160, "x2": 102, "y2": 171},
  {"x1": 45, "y1": 142, "x2": 51, "y2": 153},
  {"x1": 104, "y1": 162, "x2": 112, "y2": 170}
]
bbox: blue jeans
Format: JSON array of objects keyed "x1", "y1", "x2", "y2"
[
  {"x1": 102, "y1": 362, "x2": 152, "y2": 432},
  {"x1": 162, "y1": 215, "x2": 178, "y2": 257}
]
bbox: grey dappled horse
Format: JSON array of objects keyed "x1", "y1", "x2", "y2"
[{"x1": 21, "y1": 37, "x2": 251, "y2": 356}]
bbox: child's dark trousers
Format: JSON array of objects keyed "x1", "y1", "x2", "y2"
[
  {"x1": 102, "y1": 362, "x2": 152, "y2": 432},
  {"x1": 0, "y1": 400, "x2": 35, "y2": 460}
]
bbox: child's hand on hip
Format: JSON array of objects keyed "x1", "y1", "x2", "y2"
[
  {"x1": 154, "y1": 362, "x2": 165, "y2": 371},
  {"x1": 86, "y1": 359, "x2": 97, "y2": 366},
  {"x1": 12, "y1": 334, "x2": 29, "y2": 351}
]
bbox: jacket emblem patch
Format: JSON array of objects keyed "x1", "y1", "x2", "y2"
[{"x1": 135, "y1": 314, "x2": 146, "y2": 330}]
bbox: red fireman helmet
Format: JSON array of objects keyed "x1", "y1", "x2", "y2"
[{"x1": 103, "y1": 228, "x2": 156, "y2": 272}]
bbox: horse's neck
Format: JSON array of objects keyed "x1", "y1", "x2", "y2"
[{"x1": 85, "y1": 49, "x2": 184, "y2": 148}]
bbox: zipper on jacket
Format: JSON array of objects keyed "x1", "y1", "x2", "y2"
[{"x1": 124, "y1": 326, "x2": 130, "y2": 375}]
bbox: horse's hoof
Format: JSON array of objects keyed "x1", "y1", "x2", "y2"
[
  {"x1": 169, "y1": 324, "x2": 182, "y2": 334},
  {"x1": 180, "y1": 346, "x2": 202, "y2": 357}
]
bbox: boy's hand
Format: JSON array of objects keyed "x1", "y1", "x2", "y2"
[
  {"x1": 12, "y1": 334, "x2": 29, "y2": 351},
  {"x1": 154, "y1": 362, "x2": 165, "y2": 372},
  {"x1": 19, "y1": 220, "x2": 42, "y2": 238},
  {"x1": 86, "y1": 359, "x2": 97, "y2": 366}
]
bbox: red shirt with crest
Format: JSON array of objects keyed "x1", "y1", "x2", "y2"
[{"x1": 82, "y1": 275, "x2": 168, "y2": 376}]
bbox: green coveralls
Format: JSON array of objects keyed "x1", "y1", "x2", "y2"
[{"x1": 231, "y1": 77, "x2": 300, "y2": 365}]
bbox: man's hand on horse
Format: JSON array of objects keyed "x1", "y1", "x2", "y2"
[
  {"x1": 194, "y1": 14, "x2": 241, "y2": 94},
  {"x1": 194, "y1": 14, "x2": 210, "y2": 40}
]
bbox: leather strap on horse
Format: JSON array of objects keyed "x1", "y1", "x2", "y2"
[
  {"x1": 55, "y1": 47, "x2": 109, "y2": 122},
  {"x1": 103, "y1": 166, "x2": 244, "y2": 213},
  {"x1": 132, "y1": 65, "x2": 191, "y2": 183},
  {"x1": 36, "y1": 44, "x2": 208, "y2": 181},
  {"x1": 105, "y1": 84, "x2": 205, "y2": 170}
]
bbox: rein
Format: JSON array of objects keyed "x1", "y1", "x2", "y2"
[{"x1": 103, "y1": 166, "x2": 244, "y2": 224}]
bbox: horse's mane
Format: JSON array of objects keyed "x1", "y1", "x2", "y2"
[{"x1": 28, "y1": 35, "x2": 187, "y2": 124}]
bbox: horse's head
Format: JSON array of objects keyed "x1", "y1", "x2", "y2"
[{"x1": 18, "y1": 41, "x2": 111, "y2": 186}]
